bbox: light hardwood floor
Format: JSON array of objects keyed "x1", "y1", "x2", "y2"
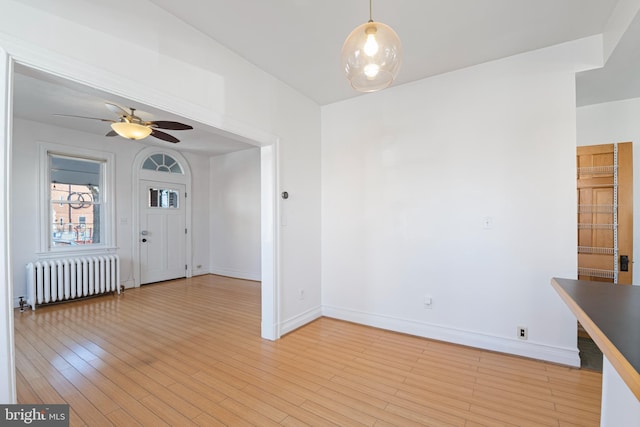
[{"x1": 15, "y1": 275, "x2": 602, "y2": 426}]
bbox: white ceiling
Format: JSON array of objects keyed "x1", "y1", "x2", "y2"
[
  {"x1": 12, "y1": 65, "x2": 257, "y2": 155},
  {"x1": 576, "y1": 4, "x2": 640, "y2": 106},
  {"x1": 13, "y1": 0, "x2": 640, "y2": 154},
  {"x1": 148, "y1": 0, "x2": 621, "y2": 105}
]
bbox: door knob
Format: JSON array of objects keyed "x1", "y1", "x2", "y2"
[
  {"x1": 141, "y1": 230, "x2": 148, "y2": 236},
  {"x1": 142, "y1": 238, "x2": 147, "y2": 243}
]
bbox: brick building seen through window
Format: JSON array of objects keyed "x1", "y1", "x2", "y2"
[{"x1": 51, "y1": 183, "x2": 98, "y2": 245}]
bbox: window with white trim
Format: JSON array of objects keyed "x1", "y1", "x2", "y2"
[
  {"x1": 142, "y1": 153, "x2": 183, "y2": 174},
  {"x1": 41, "y1": 146, "x2": 115, "y2": 253},
  {"x1": 49, "y1": 154, "x2": 103, "y2": 247}
]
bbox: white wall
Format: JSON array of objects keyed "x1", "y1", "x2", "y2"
[
  {"x1": 185, "y1": 152, "x2": 211, "y2": 279},
  {"x1": 10, "y1": 118, "x2": 212, "y2": 302},
  {"x1": 578, "y1": 97, "x2": 640, "y2": 285},
  {"x1": 209, "y1": 148, "x2": 261, "y2": 280},
  {"x1": 321, "y1": 39, "x2": 601, "y2": 366},
  {"x1": 601, "y1": 357, "x2": 640, "y2": 426}
]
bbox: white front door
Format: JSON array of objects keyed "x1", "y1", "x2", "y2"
[{"x1": 139, "y1": 180, "x2": 186, "y2": 284}]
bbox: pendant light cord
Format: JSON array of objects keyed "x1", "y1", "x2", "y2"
[{"x1": 369, "y1": 0, "x2": 373, "y2": 23}]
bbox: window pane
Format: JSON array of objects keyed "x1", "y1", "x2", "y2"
[
  {"x1": 50, "y1": 155, "x2": 102, "y2": 246},
  {"x1": 149, "y1": 188, "x2": 158, "y2": 207},
  {"x1": 151, "y1": 154, "x2": 164, "y2": 165},
  {"x1": 148, "y1": 188, "x2": 179, "y2": 208},
  {"x1": 142, "y1": 158, "x2": 157, "y2": 170},
  {"x1": 168, "y1": 191, "x2": 178, "y2": 208},
  {"x1": 141, "y1": 154, "x2": 183, "y2": 174}
]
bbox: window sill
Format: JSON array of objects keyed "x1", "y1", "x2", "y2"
[{"x1": 36, "y1": 246, "x2": 118, "y2": 260}]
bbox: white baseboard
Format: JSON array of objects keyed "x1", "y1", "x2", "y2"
[
  {"x1": 13, "y1": 278, "x2": 136, "y2": 307},
  {"x1": 209, "y1": 266, "x2": 261, "y2": 282},
  {"x1": 322, "y1": 305, "x2": 580, "y2": 367},
  {"x1": 280, "y1": 306, "x2": 323, "y2": 336},
  {"x1": 121, "y1": 279, "x2": 135, "y2": 289},
  {"x1": 191, "y1": 268, "x2": 207, "y2": 277}
]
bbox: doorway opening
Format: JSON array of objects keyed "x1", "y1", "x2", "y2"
[
  {"x1": 577, "y1": 142, "x2": 633, "y2": 285},
  {"x1": 3, "y1": 56, "x2": 281, "y2": 401},
  {"x1": 576, "y1": 142, "x2": 633, "y2": 372},
  {"x1": 134, "y1": 149, "x2": 191, "y2": 286}
]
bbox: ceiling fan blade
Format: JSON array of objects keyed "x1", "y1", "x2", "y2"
[
  {"x1": 148, "y1": 121, "x2": 193, "y2": 130},
  {"x1": 105, "y1": 130, "x2": 118, "y2": 137},
  {"x1": 150, "y1": 129, "x2": 180, "y2": 143},
  {"x1": 105, "y1": 102, "x2": 129, "y2": 116},
  {"x1": 53, "y1": 114, "x2": 115, "y2": 123}
]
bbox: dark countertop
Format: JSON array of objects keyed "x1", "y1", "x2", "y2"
[{"x1": 552, "y1": 278, "x2": 640, "y2": 400}]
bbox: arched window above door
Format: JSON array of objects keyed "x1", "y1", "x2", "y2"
[{"x1": 141, "y1": 153, "x2": 183, "y2": 174}]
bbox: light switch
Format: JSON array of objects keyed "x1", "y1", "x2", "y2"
[
  {"x1": 482, "y1": 216, "x2": 493, "y2": 229},
  {"x1": 423, "y1": 295, "x2": 433, "y2": 309}
]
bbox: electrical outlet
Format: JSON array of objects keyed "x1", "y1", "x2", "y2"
[{"x1": 517, "y1": 326, "x2": 528, "y2": 340}]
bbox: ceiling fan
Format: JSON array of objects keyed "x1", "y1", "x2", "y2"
[{"x1": 55, "y1": 103, "x2": 193, "y2": 143}]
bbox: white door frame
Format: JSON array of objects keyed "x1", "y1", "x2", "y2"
[
  {"x1": 0, "y1": 47, "x2": 16, "y2": 403},
  {"x1": 0, "y1": 44, "x2": 281, "y2": 402},
  {"x1": 133, "y1": 148, "x2": 192, "y2": 286}
]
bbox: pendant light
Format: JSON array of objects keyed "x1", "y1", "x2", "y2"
[{"x1": 341, "y1": 0, "x2": 402, "y2": 92}]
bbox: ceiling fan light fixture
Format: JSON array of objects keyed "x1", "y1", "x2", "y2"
[
  {"x1": 341, "y1": 1, "x2": 402, "y2": 92},
  {"x1": 110, "y1": 122, "x2": 152, "y2": 140}
]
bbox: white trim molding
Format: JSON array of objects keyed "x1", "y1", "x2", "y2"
[
  {"x1": 260, "y1": 143, "x2": 280, "y2": 340},
  {"x1": 37, "y1": 142, "x2": 116, "y2": 256},
  {"x1": 209, "y1": 266, "x2": 261, "y2": 282},
  {"x1": 0, "y1": 46, "x2": 17, "y2": 403},
  {"x1": 322, "y1": 304, "x2": 581, "y2": 367},
  {"x1": 280, "y1": 306, "x2": 323, "y2": 336}
]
